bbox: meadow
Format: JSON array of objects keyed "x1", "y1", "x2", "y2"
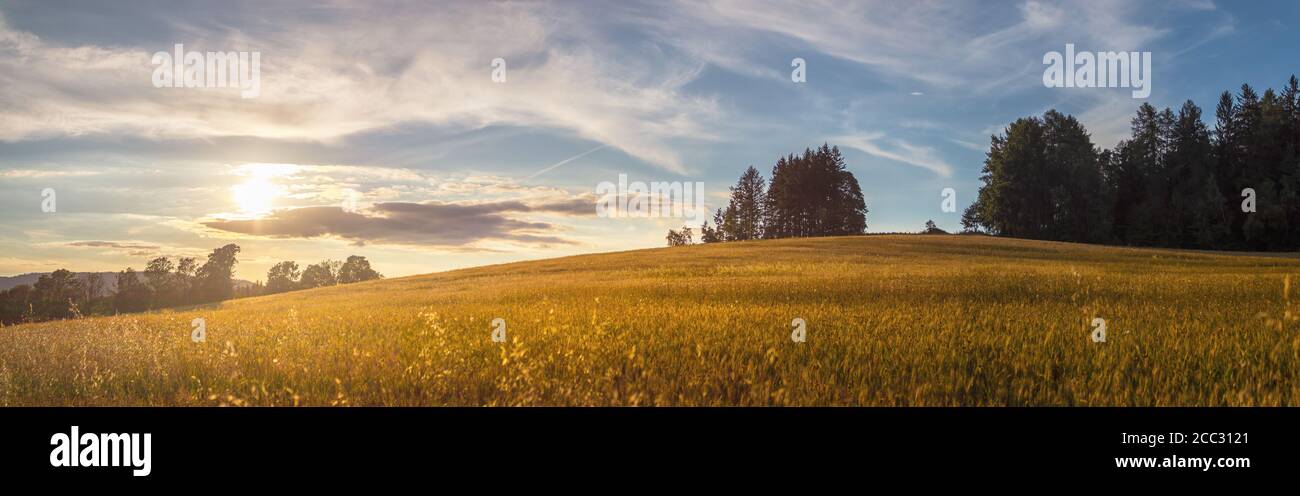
[{"x1": 1, "y1": 234, "x2": 1297, "y2": 406}]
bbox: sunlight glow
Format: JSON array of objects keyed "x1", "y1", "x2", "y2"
[{"x1": 231, "y1": 163, "x2": 294, "y2": 217}]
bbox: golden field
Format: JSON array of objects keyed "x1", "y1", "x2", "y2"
[{"x1": 1, "y1": 234, "x2": 1298, "y2": 406}]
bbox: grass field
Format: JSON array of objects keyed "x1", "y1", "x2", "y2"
[{"x1": 1, "y1": 234, "x2": 1298, "y2": 406}]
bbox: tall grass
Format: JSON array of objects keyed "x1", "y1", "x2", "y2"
[{"x1": 1, "y1": 235, "x2": 1297, "y2": 406}]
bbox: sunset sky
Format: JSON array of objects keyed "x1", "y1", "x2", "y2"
[{"x1": 1, "y1": 0, "x2": 1294, "y2": 280}]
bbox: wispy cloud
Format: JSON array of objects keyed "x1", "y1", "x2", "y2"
[
  {"x1": 832, "y1": 133, "x2": 955, "y2": 178},
  {"x1": 65, "y1": 240, "x2": 162, "y2": 257},
  {"x1": 527, "y1": 144, "x2": 608, "y2": 179},
  {"x1": 0, "y1": 4, "x2": 718, "y2": 173}
]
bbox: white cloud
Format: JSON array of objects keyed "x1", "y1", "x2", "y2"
[
  {"x1": 0, "y1": 4, "x2": 719, "y2": 173},
  {"x1": 832, "y1": 133, "x2": 955, "y2": 178},
  {"x1": 1077, "y1": 92, "x2": 1140, "y2": 150},
  {"x1": 668, "y1": 0, "x2": 1171, "y2": 94}
]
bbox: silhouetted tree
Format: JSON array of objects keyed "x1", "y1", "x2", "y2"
[
  {"x1": 113, "y1": 268, "x2": 151, "y2": 313},
  {"x1": 0, "y1": 284, "x2": 35, "y2": 325},
  {"x1": 266, "y1": 261, "x2": 301, "y2": 294},
  {"x1": 763, "y1": 144, "x2": 866, "y2": 238},
  {"x1": 338, "y1": 255, "x2": 382, "y2": 284},
  {"x1": 967, "y1": 75, "x2": 1300, "y2": 251},
  {"x1": 33, "y1": 269, "x2": 83, "y2": 320},
  {"x1": 144, "y1": 256, "x2": 176, "y2": 308},
  {"x1": 665, "y1": 228, "x2": 688, "y2": 246},
  {"x1": 195, "y1": 244, "x2": 240, "y2": 302},
  {"x1": 699, "y1": 220, "x2": 720, "y2": 243},
  {"x1": 720, "y1": 166, "x2": 766, "y2": 240},
  {"x1": 175, "y1": 257, "x2": 198, "y2": 304},
  {"x1": 0, "y1": 244, "x2": 391, "y2": 323},
  {"x1": 300, "y1": 260, "x2": 340, "y2": 289},
  {"x1": 85, "y1": 273, "x2": 105, "y2": 302}
]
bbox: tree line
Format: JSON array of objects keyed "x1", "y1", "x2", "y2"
[
  {"x1": 264, "y1": 255, "x2": 382, "y2": 294},
  {"x1": 668, "y1": 144, "x2": 869, "y2": 245},
  {"x1": 964, "y1": 76, "x2": 1300, "y2": 251},
  {"x1": 0, "y1": 244, "x2": 383, "y2": 325},
  {"x1": 0, "y1": 243, "x2": 244, "y2": 324}
]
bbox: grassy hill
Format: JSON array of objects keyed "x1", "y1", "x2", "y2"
[{"x1": 1, "y1": 235, "x2": 1298, "y2": 406}]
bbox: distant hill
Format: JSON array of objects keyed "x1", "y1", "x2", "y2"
[{"x1": 0, "y1": 272, "x2": 256, "y2": 292}]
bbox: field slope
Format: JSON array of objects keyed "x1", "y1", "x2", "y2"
[{"x1": 2, "y1": 235, "x2": 1298, "y2": 406}]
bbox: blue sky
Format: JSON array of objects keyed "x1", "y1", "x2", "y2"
[{"x1": 1, "y1": 0, "x2": 1296, "y2": 280}]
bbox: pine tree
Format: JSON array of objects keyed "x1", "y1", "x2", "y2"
[{"x1": 725, "y1": 166, "x2": 767, "y2": 240}]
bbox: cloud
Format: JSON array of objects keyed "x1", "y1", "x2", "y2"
[
  {"x1": 832, "y1": 133, "x2": 955, "y2": 178},
  {"x1": 1077, "y1": 92, "x2": 1142, "y2": 149},
  {"x1": 948, "y1": 138, "x2": 987, "y2": 152},
  {"x1": 1171, "y1": 0, "x2": 1217, "y2": 12},
  {"x1": 527, "y1": 144, "x2": 608, "y2": 179},
  {"x1": 0, "y1": 169, "x2": 103, "y2": 178},
  {"x1": 0, "y1": 4, "x2": 718, "y2": 173},
  {"x1": 65, "y1": 240, "x2": 162, "y2": 257},
  {"x1": 668, "y1": 0, "x2": 1169, "y2": 93},
  {"x1": 202, "y1": 198, "x2": 595, "y2": 247}
]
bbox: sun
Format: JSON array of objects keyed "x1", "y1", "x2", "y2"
[
  {"x1": 231, "y1": 165, "x2": 292, "y2": 216},
  {"x1": 232, "y1": 176, "x2": 278, "y2": 216}
]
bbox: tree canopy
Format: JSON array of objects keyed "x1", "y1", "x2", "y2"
[{"x1": 965, "y1": 75, "x2": 1300, "y2": 251}]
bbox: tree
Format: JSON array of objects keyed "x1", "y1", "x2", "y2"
[
  {"x1": 266, "y1": 261, "x2": 301, "y2": 294},
  {"x1": 113, "y1": 268, "x2": 151, "y2": 313},
  {"x1": 0, "y1": 242, "x2": 376, "y2": 322},
  {"x1": 144, "y1": 256, "x2": 176, "y2": 308},
  {"x1": 968, "y1": 116, "x2": 1047, "y2": 237},
  {"x1": 300, "y1": 260, "x2": 341, "y2": 289},
  {"x1": 711, "y1": 208, "x2": 728, "y2": 241},
  {"x1": 1042, "y1": 110, "x2": 1111, "y2": 243},
  {"x1": 966, "y1": 110, "x2": 1109, "y2": 243},
  {"x1": 763, "y1": 144, "x2": 866, "y2": 238},
  {"x1": 32, "y1": 269, "x2": 84, "y2": 320},
  {"x1": 960, "y1": 204, "x2": 984, "y2": 233},
  {"x1": 175, "y1": 257, "x2": 198, "y2": 304},
  {"x1": 722, "y1": 166, "x2": 766, "y2": 240},
  {"x1": 85, "y1": 273, "x2": 105, "y2": 303},
  {"x1": 1165, "y1": 100, "x2": 1226, "y2": 247},
  {"x1": 1213, "y1": 90, "x2": 1241, "y2": 246},
  {"x1": 338, "y1": 255, "x2": 382, "y2": 284},
  {"x1": 665, "y1": 228, "x2": 687, "y2": 247},
  {"x1": 195, "y1": 244, "x2": 240, "y2": 302},
  {"x1": 964, "y1": 74, "x2": 1300, "y2": 252},
  {"x1": 0, "y1": 285, "x2": 35, "y2": 325},
  {"x1": 700, "y1": 220, "x2": 720, "y2": 243}
]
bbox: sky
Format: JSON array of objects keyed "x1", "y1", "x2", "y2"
[{"x1": 1, "y1": 0, "x2": 1296, "y2": 280}]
